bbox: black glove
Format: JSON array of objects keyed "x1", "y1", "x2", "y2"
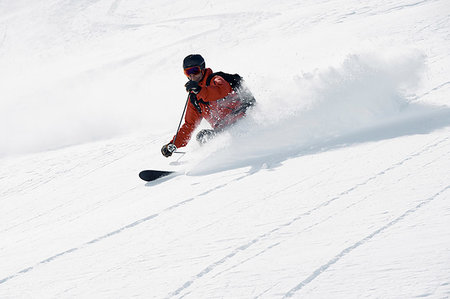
[
  {"x1": 161, "y1": 143, "x2": 177, "y2": 157},
  {"x1": 185, "y1": 80, "x2": 202, "y2": 94}
]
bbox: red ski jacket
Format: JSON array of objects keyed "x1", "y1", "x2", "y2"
[{"x1": 170, "y1": 68, "x2": 249, "y2": 148}]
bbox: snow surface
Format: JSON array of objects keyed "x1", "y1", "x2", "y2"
[{"x1": 1, "y1": 0, "x2": 450, "y2": 298}]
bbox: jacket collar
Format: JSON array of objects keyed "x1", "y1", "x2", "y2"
[{"x1": 199, "y1": 68, "x2": 213, "y2": 86}]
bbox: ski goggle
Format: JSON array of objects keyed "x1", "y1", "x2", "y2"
[{"x1": 184, "y1": 66, "x2": 202, "y2": 76}]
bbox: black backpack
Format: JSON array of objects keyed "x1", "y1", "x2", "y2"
[
  {"x1": 205, "y1": 71, "x2": 243, "y2": 90},
  {"x1": 204, "y1": 71, "x2": 256, "y2": 113}
]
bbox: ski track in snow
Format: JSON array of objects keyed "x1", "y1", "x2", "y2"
[
  {"x1": 415, "y1": 81, "x2": 450, "y2": 101},
  {"x1": 0, "y1": 141, "x2": 152, "y2": 234},
  {"x1": 279, "y1": 143, "x2": 450, "y2": 296},
  {"x1": 0, "y1": 130, "x2": 448, "y2": 294},
  {"x1": 283, "y1": 183, "x2": 450, "y2": 297},
  {"x1": 0, "y1": 173, "x2": 251, "y2": 285},
  {"x1": 1, "y1": 0, "x2": 450, "y2": 296},
  {"x1": 166, "y1": 136, "x2": 450, "y2": 298},
  {"x1": 209, "y1": 144, "x2": 450, "y2": 291},
  {"x1": 377, "y1": 0, "x2": 431, "y2": 15},
  {"x1": 0, "y1": 142, "x2": 141, "y2": 201}
]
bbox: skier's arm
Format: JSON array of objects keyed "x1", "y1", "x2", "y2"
[
  {"x1": 196, "y1": 76, "x2": 232, "y2": 102},
  {"x1": 170, "y1": 103, "x2": 202, "y2": 148}
]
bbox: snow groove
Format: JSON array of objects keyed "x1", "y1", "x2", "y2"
[
  {"x1": 416, "y1": 81, "x2": 450, "y2": 100},
  {"x1": 199, "y1": 142, "x2": 448, "y2": 287},
  {"x1": 0, "y1": 174, "x2": 249, "y2": 285},
  {"x1": 1, "y1": 0, "x2": 449, "y2": 296},
  {"x1": 283, "y1": 184, "x2": 450, "y2": 297},
  {"x1": 211, "y1": 242, "x2": 282, "y2": 280},
  {"x1": 0, "y1": 141, "x2": 148, "y2": 201},
  {"x1": 167, "y1": 137, "x2": 448, "y2": 297},
  {"x1": 380, "y1": 0, "x2": 430, "y2": 14}
]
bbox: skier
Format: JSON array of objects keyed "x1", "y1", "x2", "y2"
[{"x1": 161, "y1": 54, "x2": 255, "y2": 157}]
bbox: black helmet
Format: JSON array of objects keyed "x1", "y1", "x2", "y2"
[{"x1": 183, "y1": 54, "x2": 205, "y2": 70}]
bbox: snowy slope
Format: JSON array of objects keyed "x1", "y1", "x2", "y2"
[{"x1": 1, "y1": 0, "x2": 450, "y2": 298}]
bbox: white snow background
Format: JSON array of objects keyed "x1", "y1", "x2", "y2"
[{"x1": 1, "y1": 0, "x2": 450, "y2": 298}]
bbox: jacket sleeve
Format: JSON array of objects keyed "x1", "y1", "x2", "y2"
[
  {"x1": 197, "y1": 75, "x2": 232, "y2": 102},
  {"x1": 171, "y1": 102, "x2": 202, "y2": 148}
]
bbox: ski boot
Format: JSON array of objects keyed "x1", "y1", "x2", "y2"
[{"x1": 196, "y1": 129, "x2": 216, "y2": 145}]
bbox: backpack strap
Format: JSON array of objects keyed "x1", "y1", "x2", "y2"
[
  {"x1": 205, "y1": 71, "x2": 242, "y2": 88},
  {"x1": 205, "y1": 72, "x2": 222, "y2": 87}
]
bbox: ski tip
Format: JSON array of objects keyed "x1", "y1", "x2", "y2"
[{"x1": 139, "y1": 170, "x2": 175, "y2": 182}]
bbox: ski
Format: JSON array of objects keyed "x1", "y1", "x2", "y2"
[{"x1": 139, "y1": 170, "x2": 175, "y2": 182}]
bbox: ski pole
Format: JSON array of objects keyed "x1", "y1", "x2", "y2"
[{"x1": 172, "y1": 93, "x2": 190, "y2": 149}]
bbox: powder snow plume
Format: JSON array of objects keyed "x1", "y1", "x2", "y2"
[{"x1": 188, "y1": 50, "x2": 448, "y2": 174}]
